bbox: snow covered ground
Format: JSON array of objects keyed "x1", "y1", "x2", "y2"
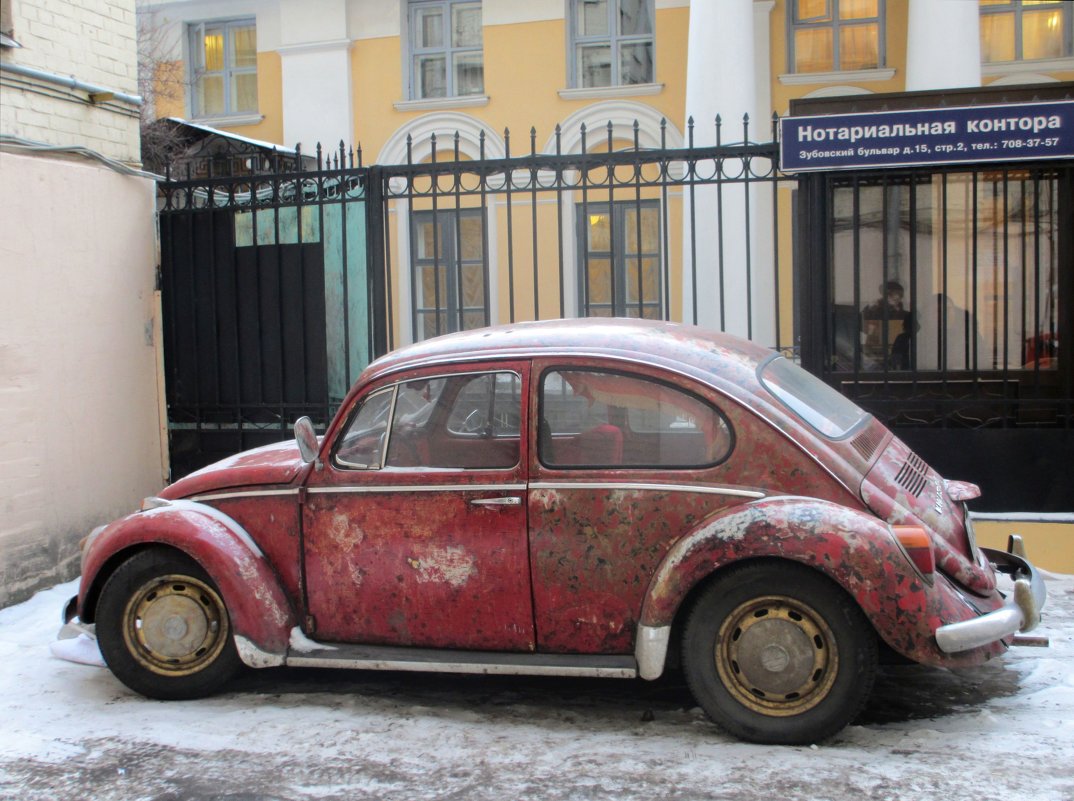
[{"x1": 1, "y1": 574, "x2": 1072, "y2": 801}]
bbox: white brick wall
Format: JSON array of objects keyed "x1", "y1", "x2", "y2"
[{"x1": 1, "y1": 0, "x2": 141, "y2": 162}]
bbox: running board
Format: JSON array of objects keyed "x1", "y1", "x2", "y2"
[{"x1": 285, "y1": 643, "x2": 637, "y2": 679}]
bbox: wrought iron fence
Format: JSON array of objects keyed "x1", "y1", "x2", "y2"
[
  {"x1": 798, "y1": 163, "x2": 1073, "y2": 433},
  {"x1": 156, "y1": 117, "x2": 1073, "y2": 506},
  {"x1": 158, "y1": 116, "x2": 796, "y2": 476}
]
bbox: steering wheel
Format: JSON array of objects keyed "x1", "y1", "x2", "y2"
[{"x1": 460, "y1": 408, "x2": 489, "y2": 435}]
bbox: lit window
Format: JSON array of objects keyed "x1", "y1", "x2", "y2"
[
  {"x1": 411, "y1": 209, "x2": 488, "y2": 341},
  {"x1": 408, "y1": 1, "x2": 484, "y2": 99},
  {"x1": 789, "y1": 0, "x2": 884, "y2": 73},
  {"x1": 570, "y1": 0, "x2": 654, "y2": 88},
  {"x1": 188, "y1": 19, "x2": 257, "y2": 118},
  {"x1": 577, "y1": 200, "x2": 662, "y2": 319},
  {"x1": 980, "y1": 1, "x2": 1073, "y2": 63}
]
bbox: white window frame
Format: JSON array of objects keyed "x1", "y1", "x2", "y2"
[
  {"x1": 187, "y1": 18, "x2": 258, "y2": 120},
  {"x1": 980, "y1": 0, "x2": 1074, "y2": 64},
  {"x1": 410, "y1": 206, "x2": 490, "y2": 341},
  {"x1": 407, "y1": 0, "x2": 484, "y2": 100},
  {"x1": 787, "y1": 0, "x2": 886, "y2": 74},
  {"x1": 575, "y1": 198, "x2": 663, "y2": 319},
  {"x1": 568, "y1": 0, "x2": 655, "y2": 89}
]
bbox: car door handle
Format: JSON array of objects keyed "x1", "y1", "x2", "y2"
[{"x1": 470, "y1": 496, "x2": 522, "y2": 507}]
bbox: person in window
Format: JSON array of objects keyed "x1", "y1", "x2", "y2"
[{"x1": 862, "y1": 280, "x2": 911, "y2": 370}]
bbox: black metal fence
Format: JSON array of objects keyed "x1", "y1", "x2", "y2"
[
  {"x1": 157, "y1": 119, "x2": 1072, "y2": 510},
  {"x1": 159, "y1": 116, "x2": 795, "y2": 476},
  {"x1": 159, "y1": 145, "x2": 374, "y2": 475},
  {"x1": 796, "y1": 163, "x2": 1073, "y2": 429}
]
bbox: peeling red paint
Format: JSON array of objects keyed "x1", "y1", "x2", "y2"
[
  {"x1": 75, "y1": 319, "x2": 1035, "y2": 679},
  {"x1": 79, "y1": 503, "x2": 296, "y2": 655}
]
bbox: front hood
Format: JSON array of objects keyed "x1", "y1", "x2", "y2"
[
  {"x1": 159, "y1": 440, "x2": 306, "y2": 500},
  {"x1": 860, "y1": 436, "x2": 995, "y2": 595}
]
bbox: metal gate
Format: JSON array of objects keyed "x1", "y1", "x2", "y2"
[
  {"x1": 156, "y1": 116, "x2": 1072, "y2": 514},
  {"x1": 159, "y1": 117, "x2": 795, "y2": 478},
  {"x1": 159, "y1": 145, "x2": 373, "y2": 477}
]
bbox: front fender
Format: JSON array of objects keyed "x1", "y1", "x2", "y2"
[
  {"x1": 635, "y1": 496, "x2": 1000, "y2": 679},
  {"x1": 79, "y1": 499, "x2": 296, "y2": 665}
]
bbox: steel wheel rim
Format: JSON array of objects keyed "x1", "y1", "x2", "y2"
[
  {"x1": 122, "y1": 573, "x2": 229, "y2": 676},
  {"x1": 715, "y1": 595, "x2": 838, "y2": 716}
]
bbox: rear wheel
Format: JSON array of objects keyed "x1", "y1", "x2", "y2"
[
  {"x1": 682, "y1": 562, "x2": 877, "y2": 744},
  {"x1": 96, "y1": 549, "x2": 242, "y2": 699}
]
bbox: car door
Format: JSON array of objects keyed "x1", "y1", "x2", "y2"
[
  {"x1": 528, "y1": 359, "x2": 743, "y2": 654},
  {"x1": 302, "y1": 361, "x2": 534, "y2": 651}
]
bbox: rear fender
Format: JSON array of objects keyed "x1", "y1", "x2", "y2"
[
  {"x1": 79, "y1": 499, "x2": 295, "y2": 667},
  {"x1": 634, "y1": 497, "x2": 984, "y2": 679}
]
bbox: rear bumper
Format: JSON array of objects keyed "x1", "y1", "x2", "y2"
[{"x1": 935, "y1": 536, "x2": 1046, "y2": 654}]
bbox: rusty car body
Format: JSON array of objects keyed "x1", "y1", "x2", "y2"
[{"x1": 65, "y1": 319, "x2": 1047, "y2": 743}]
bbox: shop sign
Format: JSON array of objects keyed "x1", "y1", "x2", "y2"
[{"x1": 780, "y1": 100, "x2": 1074, "y2": 172}]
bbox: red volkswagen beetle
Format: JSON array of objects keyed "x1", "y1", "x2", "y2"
[{"x1": 64, "y1": 319, "x2": 1046, "y2": 744}]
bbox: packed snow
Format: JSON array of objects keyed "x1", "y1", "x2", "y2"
[{"x1": 1, "y1": 573, "x2": 1072, "y2": 801}]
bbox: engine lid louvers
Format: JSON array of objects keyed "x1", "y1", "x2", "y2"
[
  {"x1": 851, "y1": 429, "x2": 883, "y2": 462},
  {"x1": 894, "y1": 453, "x2": 929, "y2": 497}
]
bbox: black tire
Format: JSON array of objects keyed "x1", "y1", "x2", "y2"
[
  {"x1": 682, "y1": 561, "x2": 877, "y2": 744},
  {"x1": 96, "y1": 548, "x2": 242, "y2": 700}
]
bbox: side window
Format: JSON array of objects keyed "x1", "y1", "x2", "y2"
[
  {"x1": 386, "y1": 372, "x2": 521, "y2": 470},
  {"x1": 335, "y1": 387, "x2": 395, "y2": 469},
  {"x1": 539, "y1": 370, "x2": 732, "y2": 468},
  {"x1": 446, "y1": 373, "x2": 521, "y2": 437}
]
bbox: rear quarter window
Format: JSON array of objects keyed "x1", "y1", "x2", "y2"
[
  {"x1": 758, "y1": 355, "x2": 867, "y2": 439},
  {"x1": 539, "y1": 369, "x2": 733, "y2": 468}
]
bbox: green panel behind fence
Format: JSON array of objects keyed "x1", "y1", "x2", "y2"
[{"x1": 234, "y1": 193, "x2": 369, "y2": 404}]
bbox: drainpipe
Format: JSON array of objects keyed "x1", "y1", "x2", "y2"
[{"x1": 0, "y1": 60, "x2": 143, "y2": 106}]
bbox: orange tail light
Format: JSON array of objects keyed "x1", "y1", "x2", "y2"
[{"x1": 893, "y1": 525, "x2": 935, "y2": 576}]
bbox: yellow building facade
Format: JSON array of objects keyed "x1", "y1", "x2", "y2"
[
  {"x1": 140, "y1": 0, "x2": 1074, "y2": 569},
  {"x1": 142, "y1": 1, "x2": 1074, "y2": 156}
]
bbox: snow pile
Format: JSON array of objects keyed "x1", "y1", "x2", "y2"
[{"x1": 1, "y1": 576, "x2": 1073, "y2": 800}]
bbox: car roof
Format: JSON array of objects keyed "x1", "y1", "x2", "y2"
[{"x1": 360, "y1": 319, "x2": 777, "y2": 397}]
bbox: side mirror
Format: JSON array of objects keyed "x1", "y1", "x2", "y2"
[{"x1": 294, "y1": 416, "x2": 321, "y2": 467}]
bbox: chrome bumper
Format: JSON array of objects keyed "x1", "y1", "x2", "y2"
[{"x1": 935, "y1": 535, "x2": 1047, "y2": 654}]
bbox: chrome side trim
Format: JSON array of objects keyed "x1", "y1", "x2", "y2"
[
  {"x1": 309, "y1": 484, "x2": 527, "y2": 495},
  {"x1": 935, "y1": 545, "x2": 1047, "y2": 654},
  {"x1": 285, "y1": 654, "x2": 636, "y2": 679},
  {"x1": 529, "y1": 482, "x2": 764, "y2": 499},
  {"x1": 191, "y1": 489, "x2": 301, "y2": 502},
  {"x1": 146, "y1": 499, "x2": 267, "y2": 559},
  {"x1": 635, "y1": 624, "x2": 671, "y2": 680},
  {"x1": 280, "y1": 641, "x2": 635, "y2": 677},
  {"x1": 234, "y1": 635, "x2": 286, "y2": 668}
]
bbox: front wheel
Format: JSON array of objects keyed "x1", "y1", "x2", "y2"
[
  {"x1": 96, "y1": 549, "x2": 242, "y2": 699},
  {"x1": 682, "y1": 562, "x2": 877, "y2": 744}
]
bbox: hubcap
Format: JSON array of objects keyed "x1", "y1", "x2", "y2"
[
  {"x1": 122, "y1": 574, "x2": 229, "y2": 676},
  {"x1": 715, "y1": 595, "x2": 838, "y2": 716}
]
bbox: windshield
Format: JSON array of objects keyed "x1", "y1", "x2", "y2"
[{"x1": 758, "y1": 355, "x2": 867, "y2": 439}]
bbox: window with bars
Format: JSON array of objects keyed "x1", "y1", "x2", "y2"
[
  {"x1": 408, "y1": 0, "x2": 484, "y2": 99},
  {"x1": 828, "y1": 171, "x2": 1060, "y2": 376},
  {"x1": 410, "y1": 209, "x2": 488, "y2": 341},
  {"x1": 188, "y1": 19, "x2": 258, "y2": 118},
  {"x1": 980, "y1": 1, "x2": 1073, "y2": 63},
  {"x1": 569, "y1": 0, "x2": 654, "y2": 88},
  {"x1": 576, "y1": 200, "x2": 662, "y2": 319},
  {"x1": 788, "y1": 0, "x2": 884, "y2": 73}
]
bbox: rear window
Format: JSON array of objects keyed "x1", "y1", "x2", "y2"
[{"x1": 758, "y1": 355, "x2": 866, "y2": 439}]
